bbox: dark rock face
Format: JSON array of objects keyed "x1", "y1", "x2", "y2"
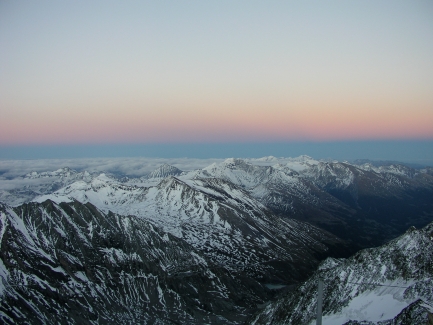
[
  {"x1": 248, "y1": 222, "x2": 433, "y2": 325},
  {"x1": 0, "y1": 201, "x2": 271, "y2": 324},
  {"x1": 194, "y1": 158, "x2": 433, "y2": 254},
  {"x1": 298, "y1": 162, "x2": 433, "y2": 250},
  {"x1": 149, "y1": 176, "x2": 346, "y2": 285}
]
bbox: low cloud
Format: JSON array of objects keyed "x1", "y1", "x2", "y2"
[{"x1": 0, "y1": 157, "x2": 226, "y2": 179}]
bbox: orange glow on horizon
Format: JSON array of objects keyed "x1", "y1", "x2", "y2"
[{"x1": 1, "y1": 99, "x2": 432, "y2": 145}]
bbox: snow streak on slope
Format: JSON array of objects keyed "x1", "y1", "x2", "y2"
[
  {"x1": 1, "y1": 156, "x2": 433, "y2": 323},
  {"x1": 0, "y1": 200, "x2": 271, "y2": 324},
  {"x1": 147, "y1": 163, "x2": 183, "y2": 179},
  {"x1": 192, "y1": 157, "x2": 329, "y2": 212},
  {"x1": 249, "y1": 223, "x2": 433, "y2": 325},
  {"x1": 27, "y1": 156, "x2": 433, "y2": 272},
  {"x1": 33, "y1": 173, "x2": 341, "y2": 284}
]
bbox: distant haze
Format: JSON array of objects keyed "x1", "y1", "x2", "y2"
[
  {"x1": 1, "y1": 141, "x2": 432, "y2": 168},
  {"x1": 1, "y1": 1, "x2": 433, "y2": 146}
]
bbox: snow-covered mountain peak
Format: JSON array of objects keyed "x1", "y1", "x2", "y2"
[
  {"x1": 199, "y1": 159, "x2": 271, "y2": 188},
  {"x1": 359, "y1": 162, "x2": 375, "y2": 172},
  {"x1": 33, "y1": 175, "x2": 149, "y2": 212},
  {"x1": 221, "y1": 157, "x2": 248, "y2": 167},
  {"x1": 376, "y1": 164, "x2": 418, "y2": 178},
  {"x1": 148, "y1": 163, "x2": 183, "y2": 179},
  {"x1": 284, "y1": 155, "x2": 320, "y2": 172},
  {"x1": 25, "y1": 166, "x2": 77, "y2": 179},
  {"x1": 210, "y1": 158, "x2": 261, "y2": 172},
  {"x1": 355, "y1": 162, "x2": 421, "y2": 179},
  {"x1": 93, "y1": 172, "x2": 115, "y2": 182},
  {"x1": 301, "y1": 161, "x2": 358, "y2": 189},
  {"x1": 254, "y1": 156, "x2": 279, "y2": 162},
  {"x1": 296, "y1": 154, "x2": 315, "y2": 161},
  {"x1": 317, "y1": 257, "x2": 342, "y2": 271},
  {"x1": 200, "y1": 162, "x2": 218, "y2": 173}
]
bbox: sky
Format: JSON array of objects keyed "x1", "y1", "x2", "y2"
[{"x1": 1, "y1": 1, "x2": 433, "y2": 160}]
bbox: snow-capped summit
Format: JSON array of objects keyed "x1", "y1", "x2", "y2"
[
  {"x1": 254, "y1": 156, "x2": 280, "y2": 162},
  {"x1": 245, "y1": 156, "x2": 281, "y2": 167},
  {"x1": 25, "y1": 167, "x2": 75, "y2": 179},
  {"x1": 301, "y1": 161, "x2": 357, "y2": 190},
  {"x1": 284, "y1": 155, "x2": 320, "y2": 172},
  {"x1": 23, "y1": 167, "x2": 96, "y2": 182},
  {"x1": 33, "y1": 173, "x2": 148, "y2": 210},
  {"x1": 148, "y1": 163, "x2": 183, "y2": 179}
]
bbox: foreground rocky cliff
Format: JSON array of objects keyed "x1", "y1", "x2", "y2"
[
  {"x1": 249, "y1": 222, "x2": 433, "y2": 325},
  {"x1": 0, "y1": 200, "x2": 271, "y2": 324}
]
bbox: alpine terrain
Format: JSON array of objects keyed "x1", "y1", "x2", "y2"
[
  {"x1": 249, "y1": 222, "x2": 433, "y2": 325},
  {"x1": 0, "y1": 156, "x2": 432, "y2": 324}
]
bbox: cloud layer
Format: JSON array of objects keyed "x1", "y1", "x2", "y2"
[{"x1": 0, "y1": 157, "x2": 226, "y2": 179}]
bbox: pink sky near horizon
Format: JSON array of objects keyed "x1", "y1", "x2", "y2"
[
  {"x1": 2, "y1": 98, "x2": 432, "y2": 145},
  {"x1": 1, "y1": 1, "x2": 433, "y2": 146}
]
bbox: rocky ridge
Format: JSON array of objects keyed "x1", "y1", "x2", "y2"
[
  {"x1": 0, "y1": 200, "x2": 271, "y2": 324},
  {"x1": 248, "y1": 222, "x2": 433, "y2": 325}
]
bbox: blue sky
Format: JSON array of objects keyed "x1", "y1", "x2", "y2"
[{"x1": 1, "y1": 1, "x2": 432, "y2": 162}]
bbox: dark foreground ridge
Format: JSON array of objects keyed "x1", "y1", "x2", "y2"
[
  {"x1": 248, "y1": 222, "x2": 433, "y2": 325},
  {"x1": 0, "y1": 200, "x2": 269, "y2": 324}
]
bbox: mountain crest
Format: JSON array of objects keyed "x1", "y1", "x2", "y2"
[{"x1": 148, "y1": 164, "x2": 183, "y2": 178}]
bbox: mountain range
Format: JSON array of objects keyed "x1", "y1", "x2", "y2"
[{"x1": 1, "y1": 156, "x2": 432, "y2": 324}]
